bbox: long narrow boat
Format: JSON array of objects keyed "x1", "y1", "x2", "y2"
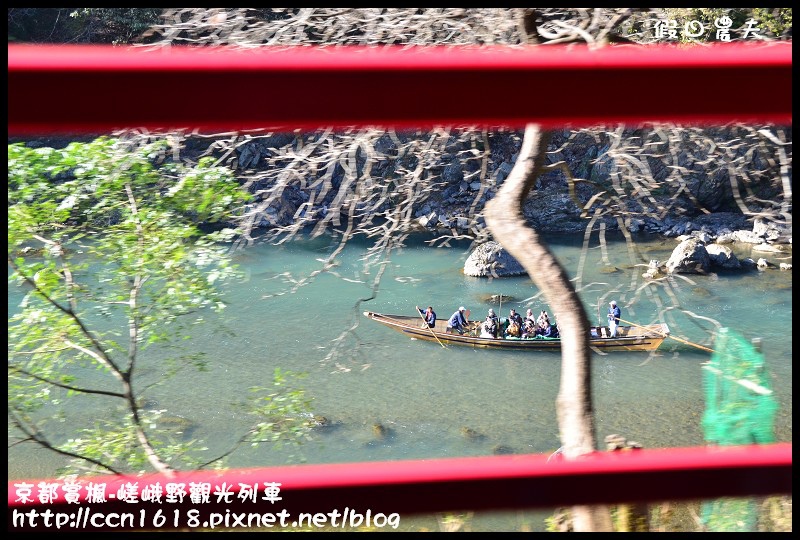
[{"x1": 364, "y1": 311, "x2": 670, "y2": 352}]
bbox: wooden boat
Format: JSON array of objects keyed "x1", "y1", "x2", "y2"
[{"x1": 363, "y1": 311, "x2": 670, "y2": 352}]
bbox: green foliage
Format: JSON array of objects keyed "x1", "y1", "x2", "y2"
[
  {"x1": 750, "y1": 8, "x2": 792, "y2": 38},
  {"x1": 60, "y1": 410, "x2": 207, "y2": 475},
  {"x1": 67, "y1": 8, "x2": 162, "y2": 44},
  {"x1": 246, "y1": 368, "x2": 316, "y2": 459},
  {"x1": 7, "y1": 136, "x2": 307, "y2": 475}
]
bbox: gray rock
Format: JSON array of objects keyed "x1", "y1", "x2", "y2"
[
  {"x1": 642, "y1": 259, "x2": 665, "y2": 279},
  {"x1": 441, "y1": 163, "x2": 463, "y2": 184},
  {"x1": 732, "y1": 230, "x2": 764, "y2": 244},
  {"x1": 464, "y1": 241, "x2": 526, "y2": 277},
  {"x1": 691, "y1": 231, "x2": 714, "y2": 244},
  {"x1": 418, "y1": 213, "x2": 438, "y2": 228},
  {"x1": 706, "y1": 244, "x2": 741, "y2": 269},
  {"x1": 715, "y1": 233, "x2": 736, "y2": 244},
  {"x1": 753, "y1": 217, "x2": 792, "y2": 243},
  {"x1": 497, "y1": 162, "x2": 514, "y2": 182},
  {"x1": 756, "y1": 258, "x2": 774, "y2": 270},
  {"x1": 665, "y1": 238, "x2": 712, "y2": 274},
  {"x1": 741, "y1": 257, "x2": 758, "y2": 270}
]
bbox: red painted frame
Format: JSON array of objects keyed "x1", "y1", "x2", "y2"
[
  {"x1": 8, "y1": 42, "x2": 792, "y2": 135},
  {"x1": 7, "y1": 444, "x2": 792, "y2": 531}
]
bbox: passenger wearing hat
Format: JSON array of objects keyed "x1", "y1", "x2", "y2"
[
  {"x1": 505, "y1": 308, "x2": 524, "y2": 338},
  {"x1": 522, "y1": 309, "x2": 537, "y2": 338},
  {"x1": 447, "y1": 306, "x2": 469, "y2": 335},
  {"x1": 480, "y1": 308, "x2": 499, "y2": 338},
  {"x1": 607, "y1": 300, "x2": 622, "y2": 338}
]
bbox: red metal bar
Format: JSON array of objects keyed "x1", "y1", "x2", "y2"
[
  {"x1": 7, "y1": 42, "x2": 792, "y2": 135},
  {"x1": 8, "y1": 444, "x2": 792, "y2": 531}
]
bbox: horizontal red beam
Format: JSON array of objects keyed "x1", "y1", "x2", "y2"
[
  {"x1": 8, "y1": 443, "x2": 791, "y2": 531},
  {"x1": 7, "y1": 42, "x2": 792, "y2": 135}
]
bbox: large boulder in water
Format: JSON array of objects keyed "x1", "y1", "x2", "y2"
[
  {"x1": 665, "y1": 238, "x2": 712, "y2": 274},
  {"x1": 464, "y1": 241, "x2": 526, "y2": 277}
]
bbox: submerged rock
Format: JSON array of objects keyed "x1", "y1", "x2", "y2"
[
  {"x1": 476, "y1": 293, "x2": 516, "y2": 304},
  {"x1": 157, "y1": 415, "x2": 198, "y2": 440},
  {"x1": 372, "y1": 422, "x2": 395, "y2": 439},
  {"x1": 460, "y1": 427, "x2": 486, "y2": 441},
  {"x1": 706, "y1": 244, "x2": 741, "y2": 270}
]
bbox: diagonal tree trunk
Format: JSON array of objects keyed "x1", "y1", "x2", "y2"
[{"x1": 484, "y1": 124, "x2": 613, "y2": 532}]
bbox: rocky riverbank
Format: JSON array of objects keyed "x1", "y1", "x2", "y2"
[
  {"x1": 464, "y1": 214, "x2": 792, "y2": 279},
  {"x1": 10, "y1": 127, "x2": 792, "y2": 275}
]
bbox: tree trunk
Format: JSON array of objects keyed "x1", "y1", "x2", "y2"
[{"x1": 484, "y1": 124, "x2": 613, "y2": 532}]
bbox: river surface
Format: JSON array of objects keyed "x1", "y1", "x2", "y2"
[{"x1": 7, "y1": 232, "x2": 792, "y2": 531}]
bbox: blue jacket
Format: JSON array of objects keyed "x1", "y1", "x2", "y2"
[
  {"x1": 418, "y1": 307, "x2": 437, "y2": 328},
  {"x1": 448, "y1": 310, "x2": 467, "y2": 330},
  {"x1": 541, "y1": 324, "x2": 559, "y2": 338},
  {"x1": 608, "y1": 305, "x2": 621, "y2": 324}
]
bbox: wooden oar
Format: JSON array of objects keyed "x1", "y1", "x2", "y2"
[
  {"x1": 416, "y1": 306, "x2": 447, "y2": 349},
  {"x1": 618, "y1": 317, "x2": 715, "y2": 353}
]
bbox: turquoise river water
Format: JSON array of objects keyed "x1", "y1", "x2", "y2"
[{"x1": 8, "y1": 232, "x2": 792, "y2": 531}]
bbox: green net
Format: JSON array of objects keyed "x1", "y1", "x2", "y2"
[
  {"x1": 700, "y1": 328, "x2": 778, "y2": 532},
  {"x1": 702, "y1": 328, "x2": 777, "y2": 445}
]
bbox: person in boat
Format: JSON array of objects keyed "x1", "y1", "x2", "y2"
[
  {"x1": 446, "y1": 306, "x2": 469, "y2": 335},
  {"x1": 525, "y1": 308, "x2": 536, "y2": 325},
  {"x1": 607, "y1": 300, "x2": 621, "y2": 338},
  {"x1": 521, "y1": 308, "x2": 537, "y2": 339},
  {"x1": 505, "y1": 308, "x2": 523, "y2": 338},
  {"x1": 480, "y1": 308, "x2": 499, "y2": 338},
  {"x1": 508, "y1": 308, "x2": 523, "y2": 328},
  {"x1": 521, "y1": 317, "x2": 537, "y2": 339},
  {"x1": 416, "y1": 305, "x2": 437, "y2": 329},
  {"x1": 538, "y1": 318, "x2": 559, "y2": 338},
  {"x1": 536, "y1": 310, "x2": 550, "y2": 334}
]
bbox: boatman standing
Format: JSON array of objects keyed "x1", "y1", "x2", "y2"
[
  {"x1": 447, "y1": 306, "x2": 469, "y2": 335},
  {"x1": 608, "y1": 300, "x2": 621, "y2": 338},
  {"x1": 416, "y1": 305, "x2": 437, "y2": 328}
]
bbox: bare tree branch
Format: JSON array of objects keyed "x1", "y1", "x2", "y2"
[{"x1": 485, "y1": 124, "x2": 613, "y2": 532}]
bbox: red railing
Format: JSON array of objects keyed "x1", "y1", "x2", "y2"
[
  {"x1": 7, "y1": 42, "x2": 793, "y2": 531},
  {"x1": 8, "y1": 42, "x2": 792, "y2": 134},
  {"x1": 7, "y1": 444, "x2": 793, "y2": 531}
]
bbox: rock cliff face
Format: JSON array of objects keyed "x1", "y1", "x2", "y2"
[
  {"x1": 13, "y1": 128, "x2": 792, "y2": 247},
  {"x1": 223, "y1": 127, "x2": 790, "y2": 240}
]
